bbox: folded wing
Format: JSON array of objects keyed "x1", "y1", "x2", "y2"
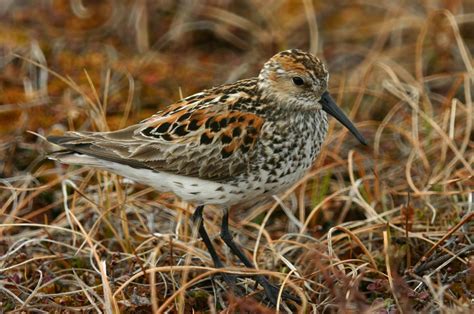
[{"x1": 48, "y1": 80, "x2": 264, "y2": 181}]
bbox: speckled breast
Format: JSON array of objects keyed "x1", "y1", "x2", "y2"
[{"x1": 229, "y1": 110, "x2": 328, "y2": 196}]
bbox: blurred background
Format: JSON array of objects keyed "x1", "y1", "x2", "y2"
[{"x1": 0, "y1": 0, "x2": 473, "y2": 312}]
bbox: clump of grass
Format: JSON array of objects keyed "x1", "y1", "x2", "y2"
[{"x1": 1, "y1": 1, "x2": 473, "y2": 312}]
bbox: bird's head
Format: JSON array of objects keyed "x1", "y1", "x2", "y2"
[
  {"x1": 258, "y1": 49, "x2": 367, "y2": 145},
  {"x1": 258, "y1": 49, "x2": 328, "y2": 109}
]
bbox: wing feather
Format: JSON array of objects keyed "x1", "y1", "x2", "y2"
[{"x1": 48, "y1": 78, "x2": 264, "y2": 181}]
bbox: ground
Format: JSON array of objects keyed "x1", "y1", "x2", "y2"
[{"x1": 0, "y1": 0, "x2": 473, "y2": 313}]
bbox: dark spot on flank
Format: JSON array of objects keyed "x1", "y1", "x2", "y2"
[
  {"x1": 248, "y1": 127, "x2": 257, "y2": 135},
  {"x1": 229, "y1": 117, "x2": 237, "y2": 123},
  {"x1": 219, "y1": 118, "x2": 228, "y2": 128},
  {"x1": 243, "y1": 135, "x2": 253, "y2": 145},
  {"x1": 221, "y1": 149, "x2": 233, "y2": 159},
  {"x1": 173, "y1": 181, "x2": 184, "y2": 188},
  {"x1": 215, "y1": 186, "x2": 224, "y2": 192},
  {"x1": 241, "y1": 145, "x2": 249, "y2": 153},
  {"x1": 248, "y1": 119, "x2": 254, "y2": 125},
  {"x1": 188, "y1": 119, "x2": 200, "y2": 131},
  {"x1": 156, "y1": 122, "x2": 171, "y2": 133},
  {"x1": 238, "y1": 116, "x2": 246, "y2": 122},
  {"x1": 174, "y1": 125, "x2": 189, "y2": 136},
  {"x1": 161, "y1": 134, "x2": 173, "y2": 141},
  {"x1": 190, "y1": 191, "x2": 200, "y2": 195},
  {"x1": 256, "y1": 107, "x2": 268, "y2": 115},
  {"x1": 220, "y1": 95, "x2": 229, "y2": 102},
  {"x1": 205, "y1": 118, "x2": 213, "y2": 128},
  {"x1": 200, "y1": 133, "x2": 213, "y2": 145},
  {"x1": 210, "y1": 121, "x2": 220, "y2": 132},
  {"x1": 232, "y1": 127, "x2": 241, "y2": 137},
  {"x1": 141, "y1": 128, "x2": 154, "y2": 137},
  {"x1": 177, "y1": 112, "x2": 191, "y2": 122},
  {"x1": 221, "y1": 134, "x2": 232, "y2": 144},
  {"x1": 233, "y1": 97, "x2": 249, "y2": 108}
]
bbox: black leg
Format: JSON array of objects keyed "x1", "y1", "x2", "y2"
[
  {"x1": 191, "y1": 205, "x2": 237, "y2": 289},
  {"x1": 192, "y1": 205, "x2": 225, "y2": 268},
  {"x1": 220, "y1": 208, "x2": 300, "y2": 305},
  {"x1": 220, "y1": 208, "x2": 256, "y2": 268}
]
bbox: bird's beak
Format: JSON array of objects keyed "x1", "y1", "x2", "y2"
[{"x1": 320, "y1": 91, "x2": 368, "y2": 145}]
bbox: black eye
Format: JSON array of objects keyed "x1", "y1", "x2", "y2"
[{"x1": 292, "y1": 76, "x2": 304, "y2": 86}]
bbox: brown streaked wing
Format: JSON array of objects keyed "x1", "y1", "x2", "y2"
[{"x1": 51, "y1": 84, "x2": 264, "y2": 181}]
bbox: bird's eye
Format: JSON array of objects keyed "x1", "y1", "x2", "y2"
[{"x1": 292, "y1": 76, "x2": 305, "y2": 86}]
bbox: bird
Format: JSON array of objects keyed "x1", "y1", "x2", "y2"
[{"x1": 47, "y1": 49, "x2": 367, "y2": 304}]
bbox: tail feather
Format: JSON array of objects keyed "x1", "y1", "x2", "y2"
[
  {"x1": 47, "y1": 134, "x2": 149, "y2": 169},
  {"x1": 47, "y1": 135, "x2": 81, "y2": 145},
  {"x1": 48, "y1": 151, "x2": 103, "y2": 167},
  {"x1": 48, "y1": 135, "x2": 102, "y2": 166}
]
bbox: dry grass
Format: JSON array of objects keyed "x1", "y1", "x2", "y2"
[{"x1": 1, "y1": 0, "x2": 473, "y2": 313}]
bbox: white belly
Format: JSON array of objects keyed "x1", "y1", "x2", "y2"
[{"x1": 53, "y1": 153, "x2": 247, "y2": 205}]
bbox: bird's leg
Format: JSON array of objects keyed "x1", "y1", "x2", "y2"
[
  {"x1": 219, "y1": 208, "x2": 300, "y2": 305},
  {"x1": 191, "y1": 205, "x2": 237, "y2": 290},
  {"x1": 219, "y1": 208, "x2": 257, "y2": 269}
]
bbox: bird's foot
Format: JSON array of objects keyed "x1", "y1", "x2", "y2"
[
  {"x1": 215, "y1": 272, "x2": 245, "y2": 297},
  {"x1": 255, "y1": 275, "x2": 301, "y2": 305}
]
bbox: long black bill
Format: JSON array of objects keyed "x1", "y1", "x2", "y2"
[{"x1": 320, "y1": 91, "x2": 368, "y2": 145}]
